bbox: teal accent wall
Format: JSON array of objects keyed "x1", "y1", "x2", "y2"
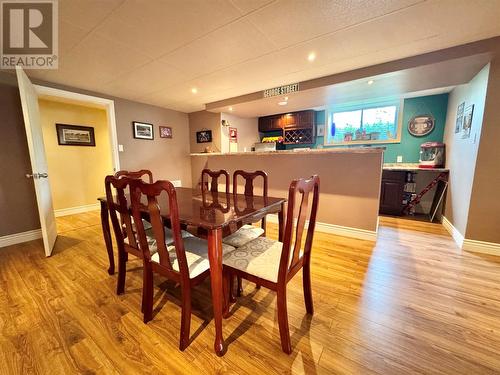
[{"x1": 282, "y1": 93, "x2": 449, "y2": 162}]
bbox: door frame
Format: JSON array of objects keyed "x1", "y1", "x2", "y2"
[{"x1": 34, "y1": 85, "x2": 121, "y2": 172}]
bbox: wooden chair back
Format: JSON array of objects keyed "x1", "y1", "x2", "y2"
[
  {"x1": 233, "y1": 170, "x2": 268, "y2": 197},
  {"x1": 201, "y1": 169, "x2": 229, "y2": 194},
  {"x1": 129, "y1": 179, "x2": 189, "y2": 282},
  {"x1": 115, "y1": 169, "x2": 153, "y2": 183},
  {"x1": 279, "y1": 175, "x2": 320, "y2": 283},
  {"x1": 104, "y1": 175, "x2": 139, "y2": 253}
]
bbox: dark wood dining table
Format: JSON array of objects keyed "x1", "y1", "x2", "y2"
[{"x1": 97, "y1": 187, "x2": 286, "y2": 356}]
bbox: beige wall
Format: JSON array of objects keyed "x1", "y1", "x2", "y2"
[
  {"x1": 39, "y1": 99, "x2": 113, "y2": 211},
  {"x1": 220, "y1": 112, "x2": 259, "y2": 153},
  {"x1": 443, "y1": 64, "x2": 490, "y2": 236},
  {"x1": 115, "y1": 98, "x2": 192, "y2": 186},
  {"x1": 188, "y1": 110, "x2": 221, "y2": 153},
  {"x1": 466, "y1": 58, "x2": 500, "y2": 243},
  {"x1": 191, "y1": 152, "x2": 383, "y2": 232}
]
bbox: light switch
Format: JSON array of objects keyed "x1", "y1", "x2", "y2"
[
  {"x1": 171, "y1": 180, "x2": 182, "y2": 187},
  {"x1": 397, "y1": 155, "x2": 403, "y2": 163},
  {"x1": 118, "y1": 144, "x2": 124, "y2": 152}
]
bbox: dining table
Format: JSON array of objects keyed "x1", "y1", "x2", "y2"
[{"x1": 97, "y1": 187, "x2": 286, "y2": 356}]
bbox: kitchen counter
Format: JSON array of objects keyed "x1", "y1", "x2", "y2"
[
  {"x1": 190, "y1": 147, "x2": 385, "y2": 157},
  {"x1": 383, "y1": 163, "x2": 449, "y2": 172}
]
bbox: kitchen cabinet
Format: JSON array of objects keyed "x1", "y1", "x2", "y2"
[
  {"x1": 259, "y1": 110, "x2": 316, "y2": 144},
  {"x1": 297, "y1": 110, "x2": 314, "y2": 128},
  {"x1": 379, "y1": 171, "x2": 405, "y2": 215},
  {"x1": 258, "y1": 115, "x2": 282, "y2": 132}
]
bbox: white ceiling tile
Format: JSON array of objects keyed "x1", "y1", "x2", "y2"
[
  {"x1": 59, "y1": 20, "x2": 89, "y2": 53},
  {"x1": 229, "y1": 0, "x2": 276, "y2": 14},
  {"x1": 159, "y1": 19, "x2": 276, "y2": 77},
  {"x1": 94, "y1": 0, "x2": 242, "y2": 59},
  {"x1": 59, "y1": 0, "x2": 124, "y2": 31}
]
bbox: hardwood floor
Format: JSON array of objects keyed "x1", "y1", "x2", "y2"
[{"x1": 1, "y1": 212, "x2": 500, "y2": 374}]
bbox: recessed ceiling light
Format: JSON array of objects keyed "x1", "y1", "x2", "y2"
[
  {"x1": 228, "y1": 106, "x2": 233, "y2": 111},
  {"x1": 307, "y1": 52, "x2": 316, "y2": 62},
  {"x1": 191, "y1": 87, "x2": 198, "y2": 94},
  {"x1": 278, "y1": 101, "x2": 288, "y2": 106},
  {"x1": 367, "y1": 80, "x2": 374, "y2": 85}
]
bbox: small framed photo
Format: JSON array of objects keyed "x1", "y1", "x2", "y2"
[
  {"x1": 229, "y1": 127, "x2": 237, "y2": 143},
  {"x1": 196, "y1": 130, "x2": 212, "y2": 143},
  {"x1": 159, "y1": 126, "x2": 172, "y2": 139},
  {"x1": 316, "y1": 124, "x2": 325, "y2": 137},
  {"x1": 56, "y1": 124, "x2": 95, "y2": 146},
  {"x1": 133, "y1": 121, "x2": 154, "y2": 140}
]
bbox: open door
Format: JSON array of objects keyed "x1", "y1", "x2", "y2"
[{"x1": 16, "y1": 66, "x2": 57, "y2": 257}]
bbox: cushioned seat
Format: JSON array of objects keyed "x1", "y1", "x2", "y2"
[
  {"x1": 222, "y1": 224, "x2": 265, "y2": 248},
  {"x1": 125, "y1": 225, "x2": 193, "y2": 248},
  {"x1": 223, "y1": 237, "x2": 303, "y2": 283},
  {"x1": 152, "y1": 237, "x2": 236, "y2": 278}
]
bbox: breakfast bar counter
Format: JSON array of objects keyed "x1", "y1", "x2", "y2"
[{"x1": 190, "y1": 147, "x2": 384, "y2": 240}]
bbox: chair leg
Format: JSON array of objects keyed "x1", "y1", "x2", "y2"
[
  {"x1": 229, "y1": 275, "x2": 237, "y2": 303},
  {"x1": 237, "y1": 276, "x2": 243, "y2": 296},
  {"x1": 223, "y1": 270, "x2": 231, "y2": 318},
  {"x1": 179, "y1": 285, "x2": 192, "y2": 351},
  {"x1": 142, "y1": 262, "x2": 154, "y2": 324},
  {"x1": 276, "y1": 286, "x2": 292, "y2": 354},
  {"x1": 303, "y1": 263, "x2": 314, "y2": 315},
  {"x1": 116, "y1": 250, "x2": 127, "y2": 295}
]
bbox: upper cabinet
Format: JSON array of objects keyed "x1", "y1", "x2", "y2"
[{"x1": 258, "y1": 110, "x2": 315, "y2": 132}]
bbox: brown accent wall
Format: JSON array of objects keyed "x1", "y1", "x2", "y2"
[
  {"x1": 188, "y1": 110, "x2": 221, "y2": 154},
  {"x1": 191, "y1": 152, "x2": 383, "y2": 233},
  {"x1": 0, "y1": 75, "x2": 40, "y2": 236},
  {"x1": 466, "y1": 57, "x2": 500, "y2": 243},
  {"x1": 443, "y1": 64, "x2": 490, "y2": 236}
]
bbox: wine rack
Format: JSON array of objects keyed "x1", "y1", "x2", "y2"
[{"x1": 283, "y1": 128, "x2": 315, "y2": 144}]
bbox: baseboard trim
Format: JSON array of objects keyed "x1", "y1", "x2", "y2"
[
  {"x1": 463, "y1": 239, "x2": 500, "y2": 256},
  {"x1": 266, "y1": 214, "x2": 377, "y2": 241},
  {"x1": 0, "y1": 229, "x2": 42, "y2": 248},
  {"x1": 55, "y1": 203, "x2": 100, "y2": 217},
  {"x1": 442, "y1": 216, "x2": 464, "y2": 248}
]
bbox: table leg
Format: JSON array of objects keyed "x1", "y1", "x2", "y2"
[
  {"x1": 207, "y1": 227, "x2": 225, "y2": 356},
  {"x1": 278, "y1": 202, "x2": 285, "y2": 242},
  {"x1": 99, "y1": 199, "x2": 115, "y2": 275}
]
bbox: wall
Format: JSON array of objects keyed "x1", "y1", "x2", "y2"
[
  {"x1": 191, "y1": 151, "x2": 383, "y2": 234},
  {"x1": 188, "y1": 110, "x2": 221, "y2": 153},
  {"x1": 443, "y1": 64, "x2": 490, "y2": 237},
  {"x1": 0, "y1": 76, "x2": 40, "y2": 236},
  {"x1": 465, "y1": 59, "x2": 500, "y2": 243},
  {"x1": 0, "y1": 71, "x2": 192, "y2": 238},
  {"x1": 284, "y1": 94, "x2": 449, "y2": 164},
  {"x1": 220, "y1": 112, "x2": 259, "y2": 153},
  {"x1": 38, "y1": 99, "x2": 113, "y2": 211}
]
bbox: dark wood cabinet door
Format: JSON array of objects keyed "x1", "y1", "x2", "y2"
[
  {"x1": 282, "y1": 113, "x2": 297, "y2": 127},
  {"x1": 297, "y1": 110, "x2": 315, "y2": 128},
  {"x1": 379, "y1": 171, "x2": 405, "y2": 215},
  {"x1": 258, "y1": 116, "x2": 274, "y2": 132},
  {"x1": 270, "y1": 116, "x2": 283, "y2": 130}
]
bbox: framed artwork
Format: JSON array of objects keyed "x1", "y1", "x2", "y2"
[
  {"x1": 462, "y1": 105, "x2": 474, "y2": 139},
  {"x1": 316, "y1": 124, "x2": 325, "y2": 137},
  {"x1": 56, "y1": 124, "x2": 95, "y2": 146},
  {"x1": 229, "y1": 127, "x2": 237, "y2": 143},
  {"x1": 133, "y1": 121, "x2": 154, "y2": 140},
  {"x1": 408, "y1": 115, "x2": 435, "y2": 137},
  {"x1": 159, "y1": 126, "x2": 172, "y2": 139},
  {"x1": 455, "y1": 102, "x2": 465, "y2": 134},
  {"x1": 196, "y1": 130, "x2": 212, "y2": 143}
]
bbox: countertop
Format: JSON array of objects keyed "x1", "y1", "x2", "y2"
[
  {"x1": 383, "y1": 163, "x2": 449, "y2": 172},
  {"x1": 190, "y1": 147, "x2": 385, "y2": 157}
]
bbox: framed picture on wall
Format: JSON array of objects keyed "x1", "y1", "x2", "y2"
[
  {"x1": 196, "y1": 130, "x2": 212, "y2": 143},
  {"x1": 455, "y1": 102, "x2": 465, "y2": 133},
  {"x1": 133, "y1": 121, "x2": 154, "y2": 140},
  {"x1": 229, "y1": 127, "x2": 237, "y2": 143},
  {"x1": 408, "y1": 115, "x2": 435, "y2": 137},
  {"x1": 462, "y1": 104, "x2": 474, "y2": 139},
  {"x1": 56, "y1": 124, "x2": 95, "y2": 146},
  {"x1": 159, "y1": 126, "x2": 172, "y2": 138}
]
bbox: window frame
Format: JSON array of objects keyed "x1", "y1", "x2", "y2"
[{"x1": 324, "y1": 98, "x2": 404, "y2": 146}]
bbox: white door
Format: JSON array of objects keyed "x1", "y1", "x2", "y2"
[{"x1": 16, "y1": 66, "x2": 57, "y2": 257}]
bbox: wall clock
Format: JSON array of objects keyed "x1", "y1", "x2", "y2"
[{"x1": 408, "y1": 115, "x2": 435, "y2": 137}]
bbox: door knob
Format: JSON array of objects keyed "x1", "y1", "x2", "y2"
[{"x1": 25, "y1": 172, "x2": 48, "y2": 179}]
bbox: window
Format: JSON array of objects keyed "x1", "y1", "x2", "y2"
[{"x1": 325, "y1": 101, "x2": 400, "y2": 145}]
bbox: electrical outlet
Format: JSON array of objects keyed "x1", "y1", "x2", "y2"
[
  {"x1": 397, "y1": 155, "x2": 403, "y2": 163},
  {"x1": 171, "y1": 180, "x2": 182, "y2": 187},
  {"x1": 118, "y1": 144, "x2": 124, "y2": 152}
]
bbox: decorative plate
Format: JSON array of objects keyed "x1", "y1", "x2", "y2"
[{"x1": 408, "y1": 115, "x2": 435, "y2": 137}]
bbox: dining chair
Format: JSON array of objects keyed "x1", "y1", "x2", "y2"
[
  {"x1": 129, "y1": 179, "x2": 236, "y2": 351},
  {"x1": 115, "y1": 169, "x2": 153, "y2": 183},
  {"x1": 201, "y1": 168, "x2": 230, "y2": 194},
  {"x1": 104, "y1": 175, "x2": 192, "y2": 297},
  {"x1": 222, "y1": 175, "x2": 320, "y2": 354},
  {"x1": 223, "y1": 170, "x2": 268, "y2": 296}
]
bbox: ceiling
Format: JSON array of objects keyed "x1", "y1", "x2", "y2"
[
  {"x1": 208, "y1": 53, "x2": 491, "y2": 117},
  {"x1": 26, "y1": 0, "x2": 500, "y2": 113}
]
